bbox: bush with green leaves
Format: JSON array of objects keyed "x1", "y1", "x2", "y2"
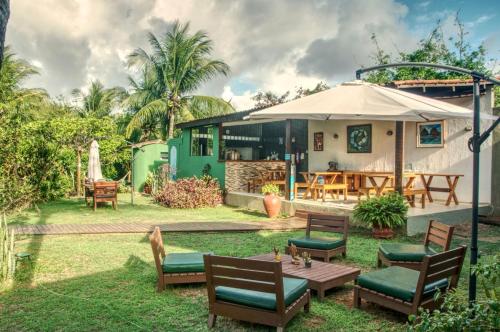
[
  {"x1": 353, "y1": 193, "x2": 408, "y2": 229},
  {"x1": 409, "y1": 256, "x2": 500, "y2": 332},
  {"x1": 261, "y1": 184, "x2": 280, "y2": 195}
]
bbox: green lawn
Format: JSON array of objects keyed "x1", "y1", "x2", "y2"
[
  {"x1": 1, "y1": 224, "x2": 497, "y2": 331},
  {"x1": 8, "y1": 193, "x2": 269, "y2": 226}
]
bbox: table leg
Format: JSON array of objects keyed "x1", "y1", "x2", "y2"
[
  {"x1": 446, "y1": 176, "x2": 460, "y2": 206},
  {"x1": 377, "y1": 177, "x2": 390, "y2": 196},
  {"x1": 421, "y1": 175, "x2": 434, "y2": 202},
  {"x1": 318, "y1": 287, "x2": 325, "y2": 302}
]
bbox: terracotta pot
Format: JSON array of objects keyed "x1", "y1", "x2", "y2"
[
  {"x1": 143, "y1": 185, "x2": 152, "y2": 195},
  {"x1": 372, "y1": 227, "x2": 394, "y2": 239},
  {"x1": 263, "y1": 193, "x2": 281, "y2": 218}
]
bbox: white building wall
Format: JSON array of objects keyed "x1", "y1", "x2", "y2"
[{"x1": 307, "y1": 90, "x2": 494, "y2": 204}]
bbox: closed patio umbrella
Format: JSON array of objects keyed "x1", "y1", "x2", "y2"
[
  {"x1": 87, "y1": 140, "x2": 103, "y2": 182},
  {"x1": 248, "y1": 80, "x2": 496, "y2": 121}
]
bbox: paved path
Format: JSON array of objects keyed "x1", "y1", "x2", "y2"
[{"x1": 10, "y1": 218, "x2": 306, "y2": 235}]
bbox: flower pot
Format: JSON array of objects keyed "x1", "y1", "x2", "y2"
[
  {"x1": 372, "y1": 227, "x2": 394, "y2": 239},
  {"x1": 263, "y1": 193, "x2": 281, "y2": 218},
  {"x1": 143, "y1": 184, "x2": 152, "y2": 195},
  {"x1": 304, "y1": 261, "x2": 312, "y2": 268}
]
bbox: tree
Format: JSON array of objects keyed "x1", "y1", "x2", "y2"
[
  {"x1": 127, "y1": 21, "x2": 233, "y2": 140},
  {"x1": 0, "y1": 0, "x2": 9, "y2": 68},
  {"x1": 252, "y1": 91, "x2": 290, "y2": 108},
  {"x1": 365, "y1": 13, "x2": 492, "y2": 84},
  {"x1": 71, "y1": 80, "x2": 126, "y2": 118},
  {"x1": 294, "y1": 81, "x2": 329, "y2": 99}
]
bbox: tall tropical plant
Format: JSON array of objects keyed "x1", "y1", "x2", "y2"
[
  {"x1": 126, "y1": 21, "x2": 233, "y2": 140},
  {"x1": 71, "y1": 80, "x2": 126, "y2": 118}
]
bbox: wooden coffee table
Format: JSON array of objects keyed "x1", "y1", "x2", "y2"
[{"x1": 249, "y1": 253, "x2": 360, "y2": 301}]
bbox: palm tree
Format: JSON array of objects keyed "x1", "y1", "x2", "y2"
[
  {"x1": 126, "y1": 21, "x2": 233, "y2": 139},
  {"x1": 71, "y1": 80, "x2": 126, "y2": 118}
]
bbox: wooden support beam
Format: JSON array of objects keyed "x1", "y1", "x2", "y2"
[
  {"x1": 394, "y1": 121, "x2": 404, "y2": 194},
  {"x1": 285, "y1": 120, "x2": 292, "y2": 200}
]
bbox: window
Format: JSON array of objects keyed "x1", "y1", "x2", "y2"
[
  {"x1": 191, "y1": 126, "x2": 214, "y2": 156},
  {"x1": 160, "y1": 152, "x2": 168, "y2": 160}
]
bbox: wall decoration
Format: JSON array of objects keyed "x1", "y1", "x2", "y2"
[
  {"x1": 313, "y1": 132, "x2": 324, "y2": 151},
  {"x1": 417, "y1": 121, "x2": 445, "y2": 147},
  {"x1": 347, "y1": 124, "x2": 372, "y2": 153}
]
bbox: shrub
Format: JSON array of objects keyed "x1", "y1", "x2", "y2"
[
  {"x1": 409, "y1": 255, "x2": 500, "y2": 331},
  {"x1": 353, "y1": 193, "x2": 408, "y2": 229},
  {"x1": 261, "y1": 184, "x2": 280, "y2": 195},
  {"x1": 154, "y1": 176, "x2": 222, "y2": 208}
]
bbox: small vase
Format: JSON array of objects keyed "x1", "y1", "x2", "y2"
[
  {"x1": 372, "y1": 227, "x2": 394, "y2": 239},
  {"x1": 263, "y1": 193, "x2": 281, "y2": 218},
  {"x1": 305, "y1": 261, "x2": 312, "y2": 268}
]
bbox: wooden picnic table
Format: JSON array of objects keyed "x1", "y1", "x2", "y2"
[
  {"x1": 417, "y1": 173, "x2": 463, "y2": 206},
  {"x1": 249, "y1": 253, "x2": 360, "y2": 301},
  {"x1": 300, "y1": 171, "x2": 345, "y2": 200},
  {"x1": 362, "y1": 172, "x2": 418, "y2": 196}
]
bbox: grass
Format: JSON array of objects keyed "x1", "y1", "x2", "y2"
[
  {"x1": 1, "y1": 224, "x2": 497, "y2": 332},
  {"x1": 8, "y1": 193, "x2": 269, "y2": 226}
]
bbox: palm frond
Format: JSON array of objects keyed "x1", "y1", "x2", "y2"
[{"x1": 125, "y1": 99, "x2": 168, "y2": 137}]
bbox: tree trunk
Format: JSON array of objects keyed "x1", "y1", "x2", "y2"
[
  {"x1": 76, "y1": 147, "x2": 82, "y2": 197},
  {"x1": 0, "y1": 0, "x2": 10, "y2": 68},
  {"x1": 167, "y1": 110, "x2": 175, "y2": 139}
]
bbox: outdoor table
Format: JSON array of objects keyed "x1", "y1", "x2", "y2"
[
  {"x1": 249, "y1": 253, "x2": 360, "y2": 301},
  {"x1": 418, "y1": 173, "x2": 463, "y2": 206},
  {"x1": 361, "y1": 172, "x2": 418, "y2": 196}
]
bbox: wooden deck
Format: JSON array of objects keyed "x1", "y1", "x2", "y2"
[{"x1": 9, "y1": 218, "x2": 306, "y2": 235}]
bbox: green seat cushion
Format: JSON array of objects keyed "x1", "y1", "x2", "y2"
[
  {"x1": 379, "y1": 243, "x2": 437, "y2": 262},
  {"x1": 215, "y1": 277, "x2": 308, "y2": 310},
  {"x1": 356, "y1": 266, "x2": 448, "y2": 302},
  {"x1": 288, "y1": 236, "x2": 345, "y2": 250},
  {"x1": 162, "y1": 252, "x2": 210, "y2": 273}
]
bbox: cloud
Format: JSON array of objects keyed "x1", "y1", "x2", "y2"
[{"x1": 4, "y1": 0, "x2": 447, "y2": 105}]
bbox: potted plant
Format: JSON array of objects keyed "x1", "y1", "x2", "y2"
[
  {"x1": 353, "y1": 193, "x2": 408, "y2": 239},
  {"x1": 261, "y1": 184, "x2": 281, "y2": 218},
  {"x1": 144, "y1": 172, "x2": 154, "y2": 195},
  {"x1": 302, "y1": 252, "x2": 312, "y2": 268}
]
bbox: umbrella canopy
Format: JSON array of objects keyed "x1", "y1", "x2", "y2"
[
  {"x1": 87, "y1": 140, "x2": 103, "y2": 182},
  {"x1": 248, "y1": 80, "x2": 495, "y2": 121}
]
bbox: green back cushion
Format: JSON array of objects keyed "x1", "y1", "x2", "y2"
[
  {"x1": 162, "y1": 252, "x2": 210, "y2": 273},
  {"x1": 288, "y1": 236, "x2": 345, "y2": 250},
  {"x1": 356, "y1": 266, "x2": 448, "y2": 302},
  {"x1": 379, "y1": 243, "x2": 437, "y2": 262},
  {"x1": 215, "y1": 277, "x2": 308, "y2": 310}
]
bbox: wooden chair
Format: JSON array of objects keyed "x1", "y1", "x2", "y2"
[
  {"x1": 204, "y1": 255, "x2": 311, "y2": 332},
  {"x1": 354, "y1": 245, "x2": 467, "y2": 316},
  {"x1": 286, "y1": 213, "x2": 348, "y2": 262},
  {"x1": 378, "y1": 220, "x2": 454, "y2": 270},
  {"x1": 92, "y1": 181, "x2": 118, "y2": 211},
  {"x1": 149, "y1": 227, "x2": 206, "y2": 292},
  {"x1": 84, "y1": 179, "x2": 93, "y2": 206}
]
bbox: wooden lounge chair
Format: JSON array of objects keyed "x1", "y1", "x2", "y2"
[
  {"x1": 204, "y1": 255, "x2": 311, "y2": 332},
  {"x1": 149, "y1": 226, "x2": 207, "y2": 292},
  {"x1": 286, "y1": 213, "x2": 348, "y2": 262},
  {"x1": 354, "y1": 245, "x2": 467, "y2": 316},
  {"x1": 92, "y1": 181, "x2": 118, "y2": 211},
  {"x1": 377, "y1": 220, "x2": 454, "y2": 270}
]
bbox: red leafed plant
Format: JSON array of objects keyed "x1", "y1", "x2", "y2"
[{"x1": 154, "y1": 176, "x2": 223, "y2": 208}]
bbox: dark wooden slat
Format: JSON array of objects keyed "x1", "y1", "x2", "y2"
[
  {"x1": 212, "y1": 276, "x2": 276, "y2": 293},
  {"x1": 211, "y1": 266, "x2": 275, "y2": 282}
]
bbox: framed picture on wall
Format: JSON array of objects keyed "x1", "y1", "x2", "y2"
[
  {"x1": 417, "y1": 120, "x2": 445, "y2": 148},
  {"x1": 347, "y1": 124, "x2": 372, "y2": 153},
  {"x1": 313, "y1": 132, "x2": 324, "y2": 151}
]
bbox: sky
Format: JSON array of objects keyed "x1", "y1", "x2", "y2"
[{"x1": 6, "y1": 0, "x2": 500, "y2": 110}]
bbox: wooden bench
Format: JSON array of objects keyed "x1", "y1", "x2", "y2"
[
  {"x1": 312, "y1": 173, "x2": 348, "y2": 202},
  {"x1": 204, "y1": 255, "x2": 311, "y2": 332},
  {"x1": 403, "y1": 188, "x2": 427, "y2": 208},
  {"x1": 149, "y1": 227, "x2": 206, "y2": 292},
  {"x1": 286, "y1": 213, "x2": 348, "y2": 262},
  {"x1": 378, "y1": 220, "x2": 454, "y2": 270},
  {"x1": 354, "y1": 245, "x2": 466, "y2": 316}
]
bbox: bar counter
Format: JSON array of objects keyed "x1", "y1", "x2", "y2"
[{"x1": 224, "y1": 160, "x2": 286, "y2": 192}]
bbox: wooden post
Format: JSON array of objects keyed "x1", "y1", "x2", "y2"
[
  {"x1": 285, "y1": 120, "x2": 292, "y2": 200},
  {"x1": 394, "y1": 121, "x2": 404, "y2": 194},
  {"x1": 76, "y1": 147, "x2": 82, "y2": 197}
]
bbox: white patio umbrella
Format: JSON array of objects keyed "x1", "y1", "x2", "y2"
[
  {"x1": 248, "y1": 80, "x2": 496, "y2": 121},
  {"x1": 87, "y1": 140, "x2": 103, "y2": 181}
]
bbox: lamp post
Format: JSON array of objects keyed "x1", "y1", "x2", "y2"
[{"x1": 356, "y1": 62, "x2": 500, "y2": 304}]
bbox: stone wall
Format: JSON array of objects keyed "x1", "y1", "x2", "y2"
[{"x1": 225, "y1": 161, "x2": 286, "y2": 192}]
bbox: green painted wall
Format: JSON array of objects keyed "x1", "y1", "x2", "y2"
[
  {"x1": 168, "y1": 126, "x2": 226, "y2": 188},
  {"x1": 132, "y1": 143, "x2": 168, "y2": 191}
]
